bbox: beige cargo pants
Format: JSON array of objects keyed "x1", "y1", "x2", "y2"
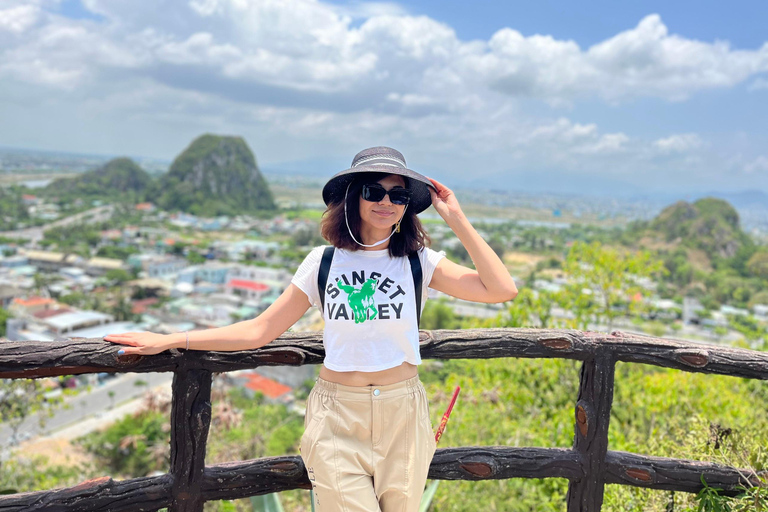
[{"x1": 299, "y1": 375, "x2": 437, "y2": 511}]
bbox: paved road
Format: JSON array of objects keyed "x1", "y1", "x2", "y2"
[
  {"x1": 0, "y1": 205, "x2": 114, "y2": 242},
  {"x1": 0, "y1": 372, "x2": 172, "y2": 448}
]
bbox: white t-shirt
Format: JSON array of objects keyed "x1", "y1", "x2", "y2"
[{"x1": 291, "y1": 245, "x2": 446, "y2": 372}]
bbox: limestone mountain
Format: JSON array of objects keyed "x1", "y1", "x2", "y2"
[
  {"x1": 641, "y1": 197, "x2": 752, "y2": 261},
  {"x1": 44, "y1": 157, "x2": 151, "y2": 201},
  {"x1": 154, "y1": 134, "x2": 275, "y2": 216}
]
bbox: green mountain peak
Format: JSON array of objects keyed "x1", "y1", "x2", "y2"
[{"x1": 155, "y1": 134, "x2": 275, "y2": 216}]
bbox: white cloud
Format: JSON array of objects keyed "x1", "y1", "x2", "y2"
[
  {"x1": 0, "y1": 5, "x2": 40, "y2": 33},
  {"x1": 329, "y1": 1, "x2": 409, "y2": 19},
  {"x1": 575, "y1": 133, "x2": 630, "y2": 155},
  {"x1": 653, "y1": 133, "x2": 702, "y2": 153},
  {"x1": 155, "y1": 32, "x2": 241, "y2": 66},
  {"x1": 5, "y1": 3, "x2": 765, "y2": 104},
  {"x1": 462, "y1": 14, "x2": 768, "y2": 103},
  {"x1": 0, "y1": 1, "x2": 766, "y2": 193},
  {"x1": 744, "y1": 156, "x2": 768, "y2": 174}
]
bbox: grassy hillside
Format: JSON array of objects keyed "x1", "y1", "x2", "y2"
[{"x1": 43, "y1": 157, "x2": 151, "y2": 204}]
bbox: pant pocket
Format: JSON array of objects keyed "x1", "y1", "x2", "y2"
[
  {"x1": 418, "y1": 385, "x2": 431, "y2": 423},
  {"x1": 300, "y1": 390, "x2": 329, "y2": 455}
]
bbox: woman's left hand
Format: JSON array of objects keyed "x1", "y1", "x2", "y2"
[{"x1": 428, "y1": 177, "x2": 463, "y2": 222}]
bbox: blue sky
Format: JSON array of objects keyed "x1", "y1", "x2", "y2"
[
  {"x1": 379, "y1": 0, "x2": 768, "y2": 48},
  {"x1": 381, "y1": 0, "x2": 768, "y2": 138},
  {"x1": 1, "y1": 0, "x2": 766, "y2": 196}
]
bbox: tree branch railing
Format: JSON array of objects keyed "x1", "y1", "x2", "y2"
[{"x1": 1, "y1": 328, "x2": 766, "y2": 511}]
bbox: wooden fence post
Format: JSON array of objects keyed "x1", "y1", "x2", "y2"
[
  {"x1": 567, "y1": 353, "x2": 616, "y2": 512},
  {"x1": 169, "y1": 368, "x2": 212, "y2": 512}
]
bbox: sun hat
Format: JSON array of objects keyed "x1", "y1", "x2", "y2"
[{"x1": 322, "y1": 146, "x2": 436, "y2": 214}]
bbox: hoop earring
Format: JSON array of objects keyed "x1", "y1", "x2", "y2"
[{"x1": 395, "y1": 203, "x2": 408, "y2": 233}]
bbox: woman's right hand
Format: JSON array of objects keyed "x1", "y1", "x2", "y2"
[{"x1": 103, "y1": 331, "x2": 178, "y2": 356}]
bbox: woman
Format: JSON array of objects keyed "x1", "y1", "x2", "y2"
[{"x1": 105, "y1": 146, "x2": 517, "y2": 511}]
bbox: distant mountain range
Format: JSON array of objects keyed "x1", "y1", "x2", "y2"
[
  {"x1": 38, "y1": 135, "x2": 275, "y2": 216},
  {"x1": 3, "y1": 143, "x2": 765, "y2": 215}
]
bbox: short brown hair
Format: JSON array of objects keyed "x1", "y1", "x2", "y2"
[{"x1": 320, "y1": 173, "x2": 431, "y2": 258}]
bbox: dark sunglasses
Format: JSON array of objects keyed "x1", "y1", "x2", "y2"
[{"x1": 361, "y1": 183, "x2": 411, "y2": 205}]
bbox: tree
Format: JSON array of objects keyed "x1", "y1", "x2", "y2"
[
  {"x1": 496, "y1": 288, "x2": 558, "y2": 329},
  {"x1": 562, "y1": 241, "x2": 665, "y2": 332},
  {"x1": 108, "y1": 292, "x2": 137, "y2": 322},
  {"x1": 186, "y1": 251, "x2": 206, "y2": 264},
  {"x1": 746, "y1": 250, "x2": 768, "y2": 279},
  {"x1": 727, "y1": 314, "x2": 767, "y2": 350},
  {"x1": 0, "y1": 307, "x2": 10, "y2": 338},
  {"x1": 105, "y1": 269, "x2": 133, "y2": 285},
  {"x1": 32, "y1": 272, "x2": 59, "y2": 298},
  {"x1": 290, "y1": 225, "x2": 324, "y2": 248},
  {"x1": 0, "y1": 379, "x2": 56, "y2": 447},
  {"x1": 421, "y1": 300, "x2": 460, "y2": 330}
]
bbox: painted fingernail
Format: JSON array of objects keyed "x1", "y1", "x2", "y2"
[{"x1": 118, "y1": 349, "x2": 125, "y2": 355}]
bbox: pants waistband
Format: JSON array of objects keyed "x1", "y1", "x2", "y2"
[{"x1": 313, "y1": 375, "x2": 422, "y2": 400}]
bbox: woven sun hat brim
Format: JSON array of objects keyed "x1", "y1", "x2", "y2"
[{"x1": 322, "y1": 164, "x2": 435, "y2": 214}]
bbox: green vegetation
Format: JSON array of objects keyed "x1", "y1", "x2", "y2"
[
  {"x1": 0, "y1": 455, "x2": 84, "y2": 496},
  {"x1": 454, "y1": 197, "x2": 768, "y2": 313},
  {"x1": 78, "y1": 408, "x2": 169, "y2": 477},
  {"x1": 18, "y1": 134, "x2": 277, "y2": 219},
  {"x1": 0, "y1": 307, "x2": 10, "y2": 338},
  {"x1": 40, "y1": 222, "x2": 103, "y2": 257},
  {"x1": 417, "y1": 357, "x2": 768, "y2": 511},
  {"x1": 96, "y1": 245, "x2": 140, "y2": 260},
  {"x1": 0, "y1": 379, "x2": 60, "y2": 446},
  {"x1": 42, "y1": 157, "x2": 151, "y2": 206},
  {"x1": 2, "y1": 188, "x2": 766, "y2": 510},
  {"x1": 647, "y1": 198, "x2": 751, "y2": 260},
  {"x1": 625, "y1": 198, "x2": 766, "y2": 310},
  {"x1": 421, "y1": 299, "x2": 462, "y2": 330},
  {"x1": 154, "y1": 134, "x2": 276, "y2": 216},
  {"x1": 563, "y1": 241, "x2": 665, "y2": 331},
  {"x1": 0, "y1": 185, "x2": 30, "y2": 228}
]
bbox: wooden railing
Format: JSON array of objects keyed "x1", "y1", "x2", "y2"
[{"x1": 1, "y1": 328, "x2": 767, "y2": 511}]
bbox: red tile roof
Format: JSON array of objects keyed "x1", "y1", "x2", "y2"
[
  {"x1": 227, "y1": 279, "x2": 269, "y2": 292},
  {"x1": 13, "y1": 297, "x2": 55, "y2": 307},
  {"x1": 33, "y1": 308, "x2": 72, "y2": 319},
  {"x1": 132, "y1": 297, "x2": 159, "y2": 314},
  {"x1": 243, "y1": 373, "x2": 292, "y2": 399}
]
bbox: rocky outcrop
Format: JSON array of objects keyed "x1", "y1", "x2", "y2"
[
  {"x1": 649, "y1": 198, "x2": 749, "y2": 260},
  {"x1": 154, "y1": 134, "x2": 275, "y2": 216}
]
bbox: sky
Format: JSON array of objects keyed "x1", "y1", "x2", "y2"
[{"x1": 0, "y1": 0, "x2": 767, "y2": 197}]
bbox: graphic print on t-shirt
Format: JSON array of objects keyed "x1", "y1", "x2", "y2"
[
  {"x1": 336, "y1": 278, "x2": 378, "y2": 323},
  {"x1": 325, "y1": 270, "x2": 407, "y2": 323}
]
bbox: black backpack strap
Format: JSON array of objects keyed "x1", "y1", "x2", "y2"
[
  {"x1": 408, "y1": 251, "x2": 423, "y2": 328},
  {"x1": 318, "y1": 246, "x2": 335, "y2": 315}
]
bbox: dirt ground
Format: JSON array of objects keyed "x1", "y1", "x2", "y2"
[
  {"x1": 14, "y1": 437, "x2": 93, "y2": 467},
  {"x1": 503, "y1": 251, "x2": 546, "y2": 276}
]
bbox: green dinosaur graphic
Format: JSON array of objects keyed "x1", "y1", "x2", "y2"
[{"x1": 336, "y1": 278, "x2": 378, "y2": 323}]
